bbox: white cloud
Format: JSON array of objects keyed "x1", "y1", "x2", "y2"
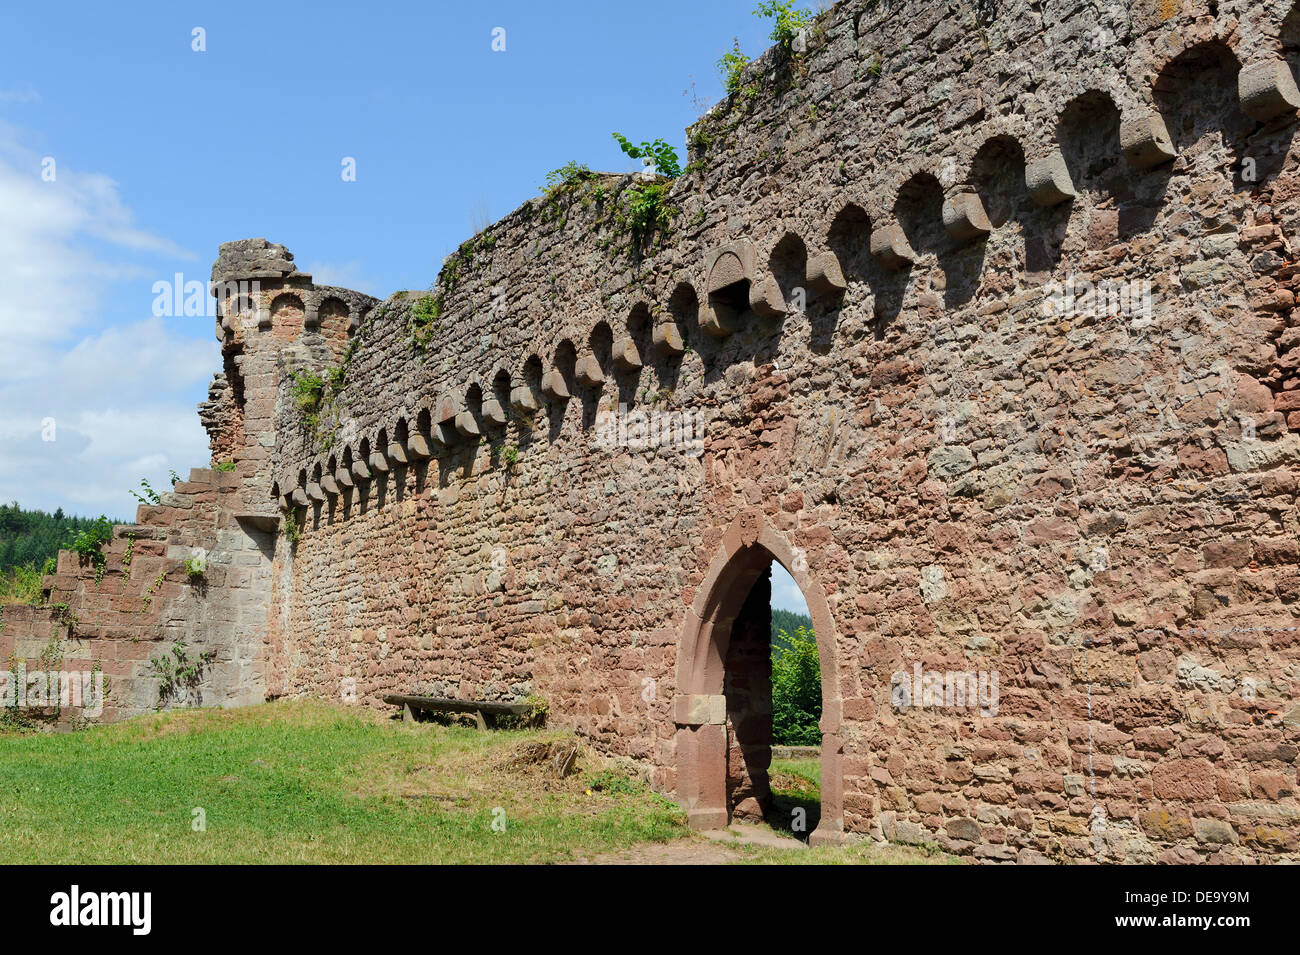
[
  {"x1": 302, "y1": 260, "x2": 383, "y2": 296},
  {"x1": 0, "y1": 87, "x2": 40, "y2": 105},
  {"x1": 0, "y1": 124, "x2": 216, "y2": 519}
]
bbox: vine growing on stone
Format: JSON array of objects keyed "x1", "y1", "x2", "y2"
[
  {"x1": 754, "y1": 1, "x2": 812, "y2": 47},
  {"x1": 280, "y1": 509, "x2": 302, "y2": 546},
  {"x1": 148, "y1": 639, "x2": 215, "y2": 708},
  {"x1": 717, "y1": 38, "x2": 749, "y2": 95},
  {"x1": 69, "y1": 516, "x2": 113, "y2": 583},
  {"x1": 541, "y1": 161, "x2": 594, "y2": 202},
  {"x1": 409, "y1": 294, "x2": 441, "y2": 349},
  {"x1": 611, "y1": 133, "x2": 681, "y2": 178},
  {"x1": 129, "y1": 479, "x2": 161, "y2": 506},
  {"x1": 292, "y1": 364, "x2": 350, "y2": 450},
  {"x1": 610, "y1": 133, "x2": 681, "y2": 253}
]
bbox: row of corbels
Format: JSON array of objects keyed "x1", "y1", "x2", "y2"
[
  {"x1": 697, "y1": 92, "x2": 1277, "y2": 335},
  {"x1": 277, "y1": 304, "x2": 702, "y2": 510},
  {"x1": 697, "y1": 235, "x2": 850, "y2": 337},
  {"x1": 281, "y1": 401, "x2": 484, "y2": 510},
  {"x1": 281, "y1": 443, "x2": 432, "y2": 509},
  {"x1": 859, "y1": 58, "x2": 1300, "y2": 272}
]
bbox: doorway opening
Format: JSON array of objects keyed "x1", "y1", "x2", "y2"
[{"x1": 766, "y1": 562, "x2": 822, "y2": 840}]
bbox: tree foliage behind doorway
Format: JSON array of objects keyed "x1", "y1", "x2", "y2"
[{"x1": 771, "y1": 624, "x2": 821, "y2": 745}]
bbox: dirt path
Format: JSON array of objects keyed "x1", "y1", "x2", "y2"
[{"x1": 571, "y1": 824, "x2": 808, "y2": 865}]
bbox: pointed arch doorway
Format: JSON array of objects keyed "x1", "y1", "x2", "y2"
[{"x1": 673, "y1": 510, "x2": 845, "y2": 845}]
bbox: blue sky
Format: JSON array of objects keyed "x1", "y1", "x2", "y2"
[
  {"x1": 771, "y1": 564, "x2": 810, "y2": 617},
  {"x1": 0, "y1": 0, "x2": 814, "y2": 612}
]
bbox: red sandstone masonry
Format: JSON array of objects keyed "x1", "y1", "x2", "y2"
[
  {"x1": 3, "y1": 469, "x2": 273, "y2": 723},
  {"x1": 254, "y1": 0, "x2": 1300, "y2": 862},
  {"x1": 14, "y1": 0, "x2": 1300, "y2": 864}
]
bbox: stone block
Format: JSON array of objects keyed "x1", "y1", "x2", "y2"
[
  {"x1": 453, "y1": 411, "x2": 480, "y2": 438},
  {"x1": 673, "y1": 694, "x2": 726, "y2": 726},
  {"x1": 652, "y1": 322, "x2": 685, "y2": 355},
  {"x1": 541, "y1": 368, "x2": 569, "y2": 400},
  {"x1": 698, "y1": 303, "x2": 738, "y2": 338},
  {"x1": 1152, "y1": 759, "x2": 1217, "y2": 801},
  {"x1": 749, "y1": 274, "x2": 786, "y2": 318},
  {"x1": 805, "y1": 250, "x2": 847, "y2": 297},
  {"x1": 405, "y1": 433, "x2": 432, "y2": 459},
  {"x1": 945, "y1": 816, "x2": 982, "y2": 841},
  {"x1": 575, "y1": 354, "x2": 605, "y2": 386},
  {"x1": 870, "y1": 223, "x2": 914, "y2": 270},
  {"x1": 942, "y1": 189, "x2": 992, "y2": 242},
  {"x1": 435, "y1": 396, "x2": 458, "y2": 424},
  {"x1": 1239, "y1": 59, "x2": 1300, "y2": 122},
  {"x1": 1120, "y1": 109, "x2": 1176, "y2": 169},
  {"x1": 1025, "y1": 152, "x2": 1076, "y2": 205},
  {"x1": 704, "y1": 238, "x2": 757, "y2": 294},
  {"x1": 480, "y1": 398, "x2": 508, "y2": 427},
  {"x1": 1194, "y1": 818, "x2": 1239, "y2": 845},
  {"x1": 612, "y1": 336, "x2": 642, "y2": 372},
  {"x1": 509, "y1": 385, "x2": 539, "y2": 413}
]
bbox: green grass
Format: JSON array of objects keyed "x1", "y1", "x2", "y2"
[
  {"x1": 0, "y1": 702, "x2": 957, "y2": 864},
  {"x1": 767, "y1": 756, "x2": 822, "y2": 838},
  {"x1": 770, "y1": 757, "x2": 820, "y2": 794},
  {"x1": 0, "y1": 699, "x2": 686, "y2": 864}
]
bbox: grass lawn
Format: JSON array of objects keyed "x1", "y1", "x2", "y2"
[
  {"x1": 768, "y1": 756, "x2": 823, "y2": 837},
  {"x1": 770, "y1": 757, "x2": 821, "y2": 796},
  {"x1": 0, "y1": 699, "x2": 684, "y2": 864},
  {"x1": 0, "y1": 701, "x2": 955, "y2": 864}
]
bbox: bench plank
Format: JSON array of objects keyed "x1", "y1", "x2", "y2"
[{"x1": 382, "y1": 694, "x2": 530, "y2": 717}]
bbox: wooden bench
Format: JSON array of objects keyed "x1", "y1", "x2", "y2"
[{"x1": 382, "y1": 694, "x2": 530, "y2": 730}]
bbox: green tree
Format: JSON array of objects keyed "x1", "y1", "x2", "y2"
[
  {"x1": 771, "y1": 624, "x2": 821, "y2": 745},
  {"x1": 0, "y1": 503, "x2": 128, "y2": 602},
  {"x1": 771, "y1": 608, "x2": 811, "y2": 651}
]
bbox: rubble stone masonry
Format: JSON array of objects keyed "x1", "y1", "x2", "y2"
[{"x1": 6, "y1": 0, "x2": 1300, "y2": 862}]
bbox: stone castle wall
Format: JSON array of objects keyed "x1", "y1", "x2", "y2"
[
  {"x1": 0, "y1": 468, "x2": 272, "y2": 722},
  {"x1": 11, "y1": 0, "x2": 1300, "y2": 863}
]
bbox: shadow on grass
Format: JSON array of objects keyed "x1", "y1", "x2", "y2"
[{"x1": 765, "y1": 759, "x2": 821, "y2": 842}]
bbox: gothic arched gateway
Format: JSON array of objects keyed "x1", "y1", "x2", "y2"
[{"x1": 673, "y1": 511, "x2": 845, "y2": 845}]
